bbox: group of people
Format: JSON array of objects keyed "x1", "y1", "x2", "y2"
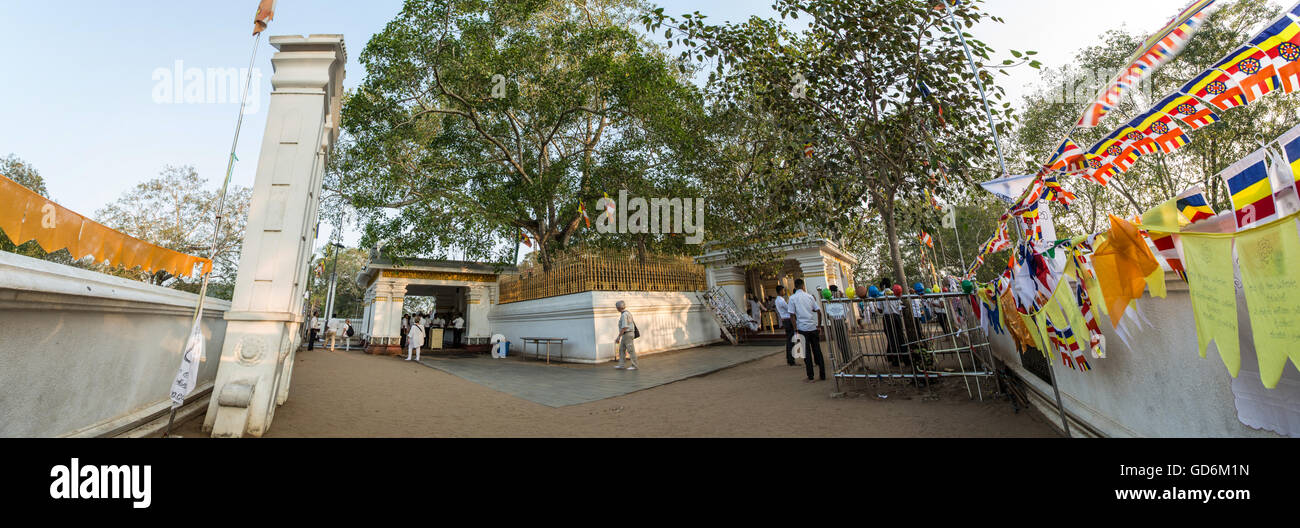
[
  {"x1": 400, "y1": 312, "x2": 466, "y2": 360},
  {"x1": 306, "y1": 312, "x2": 355, "y2": 351}
]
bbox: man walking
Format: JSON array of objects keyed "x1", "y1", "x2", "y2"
[
  {"x1": 406, "y1": 316, "x2": 425, "y2": 361},
  {"x1": 774, "y1": 285, "x2": 796, "y2": 366},
  {"x1": 614, "y1": 300, "x2": 638, "y2": 371},
  {"x1": 308, "y1": 311, "x2": 319, "y2": 351},
  {"x1": 788, "y1": 279, "x2": 825, "y2": 382}
]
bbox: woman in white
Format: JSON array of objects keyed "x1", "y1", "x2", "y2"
[{"x1": 406, "y1": 316, "x2": 425, "y2": 361}]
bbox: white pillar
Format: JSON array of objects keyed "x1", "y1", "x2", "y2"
[
  {"x1": 205, "y1": 35, "x2": 346, "y2": 438},
  {"x1": 466, "y1": 285, "x2": 493, "y2": 345},
  {"x1": 712, "y1": 266, "x2": 747, "y2": 310},
  {"x1": 362, "y1": 277, "x2": 406, "y2": 355},
  {"x1": 796, "y1": 255, "x2": 830, "y2": 294}
]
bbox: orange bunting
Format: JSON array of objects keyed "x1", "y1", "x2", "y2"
[{"x1": 0, "y1": 173, "x2": 211, "y2": 277}]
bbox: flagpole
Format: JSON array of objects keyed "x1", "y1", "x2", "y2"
[
  {"x1": 941, "y1": 0, "x2": 1008, "y2": 177},
  {"x1": 163, "y1": 32, "x2": 264, "y2": 438}
]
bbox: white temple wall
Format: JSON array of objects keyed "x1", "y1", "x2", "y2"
[
  {"x1": 489, "y1": 291, "x2": 723, "y2": 363},
  {"x1": 0, "y1": 251, "x2": 230, "y2": 437},
  {"x1": 989, "y1": 279, "x2": 1289, "y2": 438}
]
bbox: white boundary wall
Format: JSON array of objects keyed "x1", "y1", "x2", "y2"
[
  {"x1": 990, "y1": 279, "x2": 1288, "y2": 438},
  {"x1": 489, "y1": 291, "x2": 723, "y2": 363},
  {"x1": 0, "y1": 251, "x2": 230, "y2": 437}
]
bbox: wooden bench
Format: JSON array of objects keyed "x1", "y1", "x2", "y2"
[{"x1": 520, "y1": 337, "x2": 567, "y2": 364}]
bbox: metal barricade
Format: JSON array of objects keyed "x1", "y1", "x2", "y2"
[{"x1": 821, "y1": 293, "x2": 996, "y2": 400}]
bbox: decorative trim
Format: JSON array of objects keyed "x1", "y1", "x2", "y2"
[
  {"x1": 382, "y1": 270, "x2": 498, "y2": 282},
  {"x1": 717, "y1": 280, "x2": 746, "y2": 286}
]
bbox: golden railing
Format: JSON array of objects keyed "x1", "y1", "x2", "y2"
[{"x1": 498, "y1": 252, "x2": 707, "y2": 304}]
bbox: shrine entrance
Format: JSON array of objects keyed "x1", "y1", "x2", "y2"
[{"x1": 357, "y1": 257, "x2": 513, "y2": 355}]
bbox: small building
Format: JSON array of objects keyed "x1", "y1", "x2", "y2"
[
  {"x1": 356, "y1": 256, "x2": 515, "y2": 354},
  {"x1": 695, "y1": 236, "x2": 859, "y2": 308}
]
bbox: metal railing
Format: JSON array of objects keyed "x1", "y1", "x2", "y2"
[
  {"x1": 498, "y1": 252, "x2": 706, "y2": 304},
  {"x1": 821, "y1": 293, "x2": 997, "y2": 400}
]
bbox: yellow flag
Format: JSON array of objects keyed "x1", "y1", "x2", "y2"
[
  {"x1": 1146, "y1": 266, "x2": 1167, "y2": 299},
  {"x1": 1181, "y1": 235, "x2": 1240, "y2": 377},
  {"x1": 1235, "y1": 218, "x2": 1300, "y2": 388},
  {"x1": 1093, "y1": 215, "x2": 1158, "y2": 327}
]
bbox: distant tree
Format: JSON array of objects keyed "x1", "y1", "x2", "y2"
[
  {"x1": 95, "y1": 165, "x2": 251, "y2": 291},
  {"x1": 330, "y1": 0, "x2": 706, "y2": 270},
  {"x1": 645, "y1": 0, "x2": 1035, "y2": 286},
  {"x1": 306, "y1": 247, "x2": 370, "y2": 320}
]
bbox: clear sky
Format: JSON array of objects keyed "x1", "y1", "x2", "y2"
[{"x1": 0, "y1": 0, "x2": 1194, "y2": 255}]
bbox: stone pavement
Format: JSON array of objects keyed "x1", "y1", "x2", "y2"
[{"x1": 416, "y1": 344, "x2": 781, "y2": 407}]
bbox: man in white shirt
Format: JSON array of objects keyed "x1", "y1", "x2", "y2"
[
  {"x1": 747, "y1": 295, "x2": 763, "y2": 332},
  {"x1": 774, "y1": 285, "x2": 796, "y2": 366},
  {"x1": 614, "y1": 300, "x2": 638, "y2": 370},
  {"x1": 788, "y1": 279, "x2": 825, "y2": 382},
  {"x1": 451, "y1": 313, "x2": 465, "y2": 348}
]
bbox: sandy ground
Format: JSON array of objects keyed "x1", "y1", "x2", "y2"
[{"x1": 175, "y1": 346, "x2": 1059, "y2": 438}]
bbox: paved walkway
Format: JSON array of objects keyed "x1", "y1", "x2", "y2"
[{"x1": 416, "y1": 344, "x2": 780, "y2": 407}]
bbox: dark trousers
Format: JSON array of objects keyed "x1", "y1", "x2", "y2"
[
  {"x1": 883, "y1": 314, "x2": 911, "y2": 366},
  {"x1": 308, "y1": 329, "x2": 318, "y2": 350},
  {"x1": 782, "y1": 319, "x2": 795, "y2": 364},
  {"x1": 798, "y1": 329, "x2": 825, "y2": 380},
  {"x1": 453, "y1": 328, "x2": 464, "y2": 347}
]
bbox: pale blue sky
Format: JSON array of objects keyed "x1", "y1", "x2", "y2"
[{"x1": 0, "y1": 0, "x2": 1192, "y2": 253}]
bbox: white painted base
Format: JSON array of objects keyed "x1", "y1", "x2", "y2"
[
  {"x1": 489, "y1": 291, "x2": 723, "y2": 363},
  {"x1": 0, "y1": 251, "x2": 230, "y2": 437}
]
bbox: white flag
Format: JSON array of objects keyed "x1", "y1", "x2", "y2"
[
  {"x1": 169, "y1": 319, "x2": 205, "y2": 409},
  {"x1": 980, "y1": 174, "x2": 1038, "y2": 204}
]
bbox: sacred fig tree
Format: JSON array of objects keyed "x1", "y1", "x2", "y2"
[
  {"x1": 328, "y1": 0, "x2": 706, "y2": 270},
  {"x1": 644, "y1": 0, "x2": 1033, "y2": 286}
]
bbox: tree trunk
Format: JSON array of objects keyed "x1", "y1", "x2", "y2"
[{"x1": 881, "y1": 198, "x2": 910, "y2": 289}]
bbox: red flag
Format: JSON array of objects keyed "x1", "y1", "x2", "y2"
[{"x1": 254, "y1": 0, "x2": 277, "y2": 35}]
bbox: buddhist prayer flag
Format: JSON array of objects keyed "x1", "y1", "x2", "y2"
[
  {"x1": 1045, "y1": 138, "x2": 1086, "y2": 173},
  {"x1": 919, "y1": 231, "x2": 934, "y2": 248},
  {"x1": 1154, "y1": 92, "x2": 1219, "y2": 130},
  {"x1": 1212, "y1": 44, "x2": 1280, "y2": 104},
  {"x1": 1085, "y1": 128, "x2": 1140, "y2": 184},
  {"x1": 1176, "y1": 186, "x2": 1217, "y2": 223},
  {"x1": 1133, "y1": 104, "x2": 1191, "y2": 154},
  {"x1": 1092, "y1": 215, "x2": 1159, "y2": 327},
  {"x1": 578, "y1": 201, "x2": 591, "y2": 228},
  {"x1": 1235, "y1": 217, "x2": 1300, "y2": 388},
  {"x1": 1248, "y1": 6, "x2": 1300, "y2": 93},
  {"x1": 1181, "y1": 67, "x2": 1247, "y2": 112},
  {"x1": 1273, "y1": 122, "x2": 1300, "y2": 205},
  {"x1": 253, "y1": 0, "x2": 277, "y2": 35},
  {"x1": 1042, "y1": 175, "x2": 1076, "y2": 207},
  {"x1": 519, "y1": 229, "x2": 532, "y2": 248},
  {"x1": 601, "y1": 192, "x2": 616, "y2": 221},
  {"x1": 1181, "y1": 234, "x2": 1240, "y2": 377},
  {"x1": 1077, "y1": 0, "x2": 1218, "y2": 127},
  {"x1": 1142, "y1": 194, "x2": 1191, "y2": 280},
  {"x1": 1218, "y1": 149, "x2": 1276, "y2": 230}
]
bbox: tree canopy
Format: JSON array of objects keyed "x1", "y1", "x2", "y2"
[{"x1": 329, "y1": 0, "x2": 708, "y2": 270}]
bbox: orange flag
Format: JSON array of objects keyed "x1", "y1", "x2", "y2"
[
  {"x1": 1091, "y1": 215, "x2": 1159, "y2": 327},
  {"x1": 254, "y1": 0, "x2": 277, "y2": 35}
]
